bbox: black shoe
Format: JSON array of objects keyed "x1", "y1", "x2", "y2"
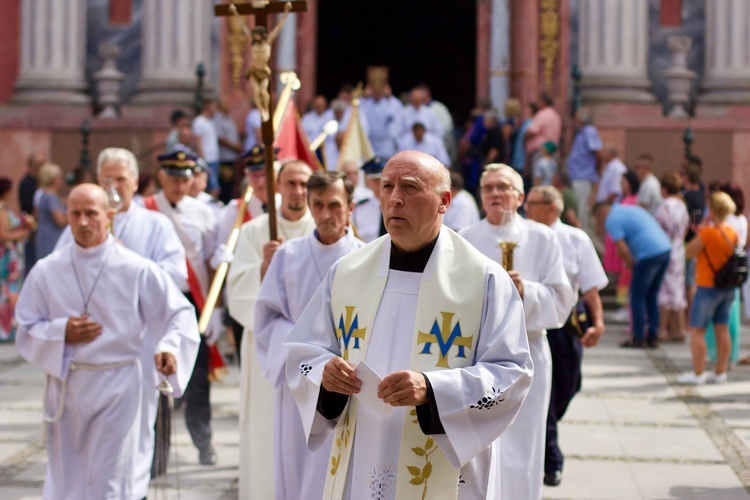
[
  {"x1": 646, "y1": 338, "x2": 660, "y2": 349},
  {"x1": 199, "y1": 446, "x2": 217, "y2": 465},
  {"x1": 543, "y1": 470, "x2": 562, "y2": 486}
]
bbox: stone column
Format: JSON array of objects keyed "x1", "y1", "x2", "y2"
[
  {"x1": 699, "y1": 0, "x2": 750, "y2": 104},
  {"x1": 12, "y1": 0, "x2": 88, "y2": 104},
  {"x1": 490, "y1": 0, "x2": 510, "y2": 114},
  {"x1": 578, "y1": 0, "x2": 654, "y2": 102},
  {"x1": 275, "y1": 13, "x2": 297, "y2": 92},
  {"x1": 133, "y1": 0, "x2": 213, "y2": 104}
]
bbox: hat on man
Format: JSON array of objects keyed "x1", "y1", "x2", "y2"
[
  {"x1": 361, "y1": 156, "x2": 386, "y2": 178},
  {"x1": 241, "y1": 145, "x2": 280, "y2": 172},
  {"x1": 157, "y1": 151, "x2": 197, "y2": 177}
]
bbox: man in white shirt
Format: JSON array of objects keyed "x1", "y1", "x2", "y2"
[
  {"x1": 244, "y1": 102, "x2": 263, "y2": 152},
  {"x1": 254, "y1": 170, "x2": 364, "y2": 499},
  {"x1": 635, "y1": 153, "x2": 663, "y2": 214},
  {"x1": 460, "y1": 163, "x2": 574, "y2": 500},
  {"x1": 351, "y1": 157, "x2": 386, "y2": 243},
  {"x1": 144, "y1": 151, "x2": 224, "y2": 466},
  {"x1": 596, "y1": 146, "x2": 627, "y2": 203},
  {"x1": 302, "y1": 95, "x2": 334, "y2": 145},
  {"x1": 391, "y1": 87, "x2": 443, "y2": 139},
  {"x1": 360, "y1": 86, "x2": 402, "y2": 158},
  {"x1": 396, "y1": 123, "x2": 451, "y2": 166},
  {"x1": 443, "y1": 170, "x2": 479, "y2": 231},
  {"x1": 214, "y1": 96, "x2": 244, "y2": 203},
  {"x1": 525, "y1": 185, "x2": 608, "y2": 487},
  {"x1": 192, "y1": 97, "x2": 221, "y2": 198}
]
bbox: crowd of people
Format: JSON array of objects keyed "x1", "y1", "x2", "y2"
[{"x1": 1, "y1": 83, "x2": 749, "y2": 500}]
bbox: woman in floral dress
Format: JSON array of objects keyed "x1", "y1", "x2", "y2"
[
  {"x1": 654, "y1": 171, "x2": 689, "y2": 341},
  {"x1": 0, "y1": 178, "x2": 32, "y2": 341}
]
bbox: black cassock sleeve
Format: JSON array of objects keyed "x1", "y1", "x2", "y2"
[{"x1": 416, "y1": 373, "x2": 446, "y2": 435}]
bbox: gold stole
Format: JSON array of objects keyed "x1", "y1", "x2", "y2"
[{"x1": 325, "y1": 228, "x2": 486, "y2": 499}]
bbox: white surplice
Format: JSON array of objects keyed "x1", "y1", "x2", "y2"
[
  {"x1": 284, "y1": 231, "x2": 533, "y2": 499},
  {"x1": 55, "y1": 202, "x2": 189, "y2": 496},
  {"x1": 15, "y1": 236, "x2": 200, "y2": 500},
  {"x1": 460, "y1": 216, "x2": 574, "y2": 500},
  {"x1": 254, "y1": 230, "x2": 364, "y2": 499},
  {"x1": 226, "y1": 211, "x2": 316, "y2": 500}
]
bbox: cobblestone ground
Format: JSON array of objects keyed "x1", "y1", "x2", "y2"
[{"x1": 1, "y1": 306, "x2": 750, "y2": 499}]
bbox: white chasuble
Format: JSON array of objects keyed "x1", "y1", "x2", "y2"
[
  {"x1": 15, "y1": 237, "x2": 199, "y2": 500},
  {"x1": 254, "y1": 230, "x2": 364, "y2": 499},
  {"x1": 226, "y1": 211, "x2": 315, "y2": 500},
  {"x1": 460, "y1": 216, "x2": 575, "y2": 500},
  {"x1": 285, "y1": 227, "x2": 533, "y2": 499}
]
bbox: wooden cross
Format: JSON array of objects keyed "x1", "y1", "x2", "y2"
[{"x1": 214, "y1": 1, "x2": 308, "y2": 240}]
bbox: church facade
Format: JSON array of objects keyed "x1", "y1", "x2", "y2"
[{"x1": 0, "y1": 0, "x2": 748, "y2": 203}]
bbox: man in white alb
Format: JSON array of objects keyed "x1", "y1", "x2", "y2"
[
  {"x1": 460, "y1": 163, "x2": 574, "y2": 500},
  {"x1": 15, "y1": 184, "x2": 200, "y2": 500},
  {"x1": 285, "y1": 151, "x2": 533, "y2": 499},
  {"x1": 255, "y1": 170, "x2": 364, "y2": 499},
  {"x1": 54, "y1": 147, "x2": 189, "y2": 490},
  {"x1": 226, "y1": 159, "x2": 316, "y2": 500}
]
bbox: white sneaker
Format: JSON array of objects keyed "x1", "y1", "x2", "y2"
[
  {"x1": 676, "y1": 372, "x2": 707, "y2": 385},
  {"x1": 610, "y1": 307, "x2": 630, "y2": 323},
  {"x1": 706, "y1": 372, "x2": 728, "y2": 384}
]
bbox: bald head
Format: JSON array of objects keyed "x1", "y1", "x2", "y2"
[
  {"x1": 68, "y1": 183, "x2": 114, "y2": 248},
  {"x1": 380, "y1": 151, "x2": 451, "y2": 252}
]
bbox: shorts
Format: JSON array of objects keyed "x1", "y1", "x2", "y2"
[{"x1": 689, "y1": 286, "x2": 735, "y2": 329}]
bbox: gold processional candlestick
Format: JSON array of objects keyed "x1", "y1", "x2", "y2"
[{"x1": 498, "y1": 241, "x2": 517, "y2": 271}]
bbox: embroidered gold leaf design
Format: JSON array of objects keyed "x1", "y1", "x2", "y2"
[
  {"x1": 410, "y1": 408, "x2": 418, "y2": 424},
  {"x1": 330, "y1": 412, "x2": 350, "y2": 481},
  {"x1": 408, "y1": 434, "x2": 438, "y2": 500}
]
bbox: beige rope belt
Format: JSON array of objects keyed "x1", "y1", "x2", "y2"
[{"x1": 42, "y1": 360, "x2": 135, "y2": 425}]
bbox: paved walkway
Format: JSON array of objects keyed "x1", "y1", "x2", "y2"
[{"x1": 1, "y1": 309, "x2": 750, "y2": 499}]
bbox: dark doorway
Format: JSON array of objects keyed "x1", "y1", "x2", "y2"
[{"x1": 316, "y1": 1, "x2": 476, "y2": 123}]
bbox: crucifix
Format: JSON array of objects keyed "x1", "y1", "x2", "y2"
[{"x1": 214, "y1": 0, "x2": 308, "y2": 241}]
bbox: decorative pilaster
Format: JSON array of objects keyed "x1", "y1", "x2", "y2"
[
  {"x1": 12, "y1": 0, "x2": 88, "y2": 104},
  {"x1": 133, "y1": 0, "x2": 213, "y2": 104},
  {"x1": 699, "y1": 0, "x2": 750, "y2": 104},
  {"x1": 578, "y1": 0, "x2": 654, "y2": 103}
]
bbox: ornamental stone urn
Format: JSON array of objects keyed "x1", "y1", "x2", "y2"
[
  {"x1": 93, "y1": 43, "x2": 124, "y2": 119},
  {"x1": 664, "y1": 36, "x2": 696, "y2": 119}
]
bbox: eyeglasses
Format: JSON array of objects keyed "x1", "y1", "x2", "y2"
[{"x1": 481, "y1": 182, "x2": 517, "y2": 194}]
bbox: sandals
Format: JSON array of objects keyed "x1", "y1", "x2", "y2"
[{"x1": 739, "y1": 356, "x2": 750, "y2": 366}]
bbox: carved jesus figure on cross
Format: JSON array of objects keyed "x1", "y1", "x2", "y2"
[{"x1": 248, "y1": 1, "x2": 292, "y2": 121}]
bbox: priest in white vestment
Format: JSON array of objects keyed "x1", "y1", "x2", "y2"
[
  {"x1": 255, "y1": 171, "x2": 365, "y2": 499},
  {"x1": 15, "y1": 184, "x2": 200, "y2": 500},
  {"x1": 54, "y1": 148, "x2": 189, "y2": 495},
  {"x1": 285, "y1": 152, "x2": 533, "y2": 500},
  {"x1": 226, "y1": 159, "x2": 316, "y2": 500},
  {"x1": 460, "y1": 164, "x2": 575, "y2": 500}
]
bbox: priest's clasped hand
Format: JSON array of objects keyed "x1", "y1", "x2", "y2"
[
  {"x1": 507, "y1": 270, "x2": 524, "y2": 299},
  {"x1": 378, "y1": 370, "x2": 427, "y2": 407},
  {"x1": 154, "y1": 352, "x2": 177, "y2": 376},
  {"x1": 322, "y1": 356, "x2": 361, "y2": 396},
  {"x1": 64, "y1": 314, "x2": 103, "y2": 344}
]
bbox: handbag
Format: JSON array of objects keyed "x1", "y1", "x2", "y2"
[{"x1": 702, "y1": 227, "x2": 748, "y2": 289}]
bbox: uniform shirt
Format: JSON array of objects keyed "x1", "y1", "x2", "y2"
[
  {"x1": 351, "y1": 196, "x2": 382, "y2": 243},
  {"x1": 637, "y1": 174, "x2": 664, "y2": 214},
  {"x1": 551, "y1": 219, "x2": 608, "y2": 296}
]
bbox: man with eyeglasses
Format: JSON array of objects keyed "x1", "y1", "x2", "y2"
[
  {"x1": 460, "y1": 163, "x2": 574, "y2": 500},
  {"x1": 525, "y1": 185, "x2": 608, "y2": 487}
]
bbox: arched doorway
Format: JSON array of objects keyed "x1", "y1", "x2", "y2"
[{"x1": 316, "y1": 0, "x2": 476, "y2": 123}]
